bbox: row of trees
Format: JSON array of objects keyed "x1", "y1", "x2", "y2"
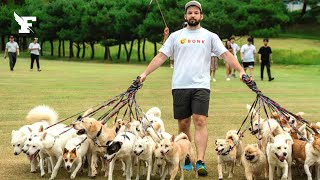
[{"x1": 0, "y1": 0, "x2": 295, "y2": 61}]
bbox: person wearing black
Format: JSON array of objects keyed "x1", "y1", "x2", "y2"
[{"x1": 258, "y1": 38, "x2": 274, "y2": 81}]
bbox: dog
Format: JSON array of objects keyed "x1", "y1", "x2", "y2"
[
  {"x1": 73, "y1": 113, "x2": 116, "y2": 177},
  {"x1": 134, "y1": 135, "x2": 156, "y2": 180},
  {"x1": 11, "y1": 105, "x2": 58, "y2": 173},
  {"x1": 104, "y1": 131, "x2": 137, "y2": 180},
  {"x1": 158, "y1": 132, "x2": 197, "y2": 180},
  {"x1": 63, "y1": 134, "x2": 92, "y2": 179},
  {"x1": 226, "y1": 130, "x2": 243, "y2": 166},
  {"x1": 241, "y1": 144, "x2": 267, "y2": 180},
  {"x1": 154, "y1": 143, "x2": 166, "y2": 177},
  {"x1": 142, "y1": 107, "x2": 165, "y2": 133},
  {"x1": 291, "y1": 125, "x2": 320, "y2": 180},
  {"x1": 26, "y1": 126, "x2": 77, "y2": 179},
  {"x1": 266, "y1": 133, "x2": 293, "y2": 180},
  {"x1": 215, "y1": 136, "x2": 237, "y2": 179}
]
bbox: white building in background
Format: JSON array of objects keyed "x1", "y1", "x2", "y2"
[{"x1": 285, "y1": 0, "x2": 320, "y2": 12}]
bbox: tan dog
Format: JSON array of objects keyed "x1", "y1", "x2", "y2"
[
  {"x1": 73, "y1": 115, "x2": 116, "y2": 177},
  {"x1": 159, "y1": 133, "x2": 197, "y2": 180},
  {"x1": 215, "y1": 137, "x2": 237, "y2": 179},
  {"x1": 226, "y1": 130, "x2": 243, "y2": 166},
  {"x1": 292, "y1": 125, "x2": 320, "y2": 180},
  {"x1": 241, "y1": 144, "x2": 267, "y2": 180}
]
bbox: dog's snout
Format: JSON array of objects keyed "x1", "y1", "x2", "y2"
[
  {"x1": 66, "y1": 165, "x2": 70, "y2": 170},
  {"x1": 14, "y1": 152, "x2": 18, "y2": 155},
  {"x1": 160, "y1": 150, "x2": 163, "y2": 154},
  {"x1": 283, "y1": 152, "x2": 287, "y2": 156},
  {"x1": 29, "y1": 138, "x2": 31, "y2": 141},
  {"x1": 26, "y1": 152, "x2": 29, "y2": 155},
  {"x1": 134, "y1": 151, "x2": 136, "y2": 154}
]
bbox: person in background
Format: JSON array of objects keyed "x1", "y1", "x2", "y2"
[
  {"x1": 240, "y1": 37, "x2": 256, "y2": 79},
  {"x1": 29, "y1": 37, "x2": 41, "y2": 72},
  {"x1": 225, "y1": 39, "x2": 233, "y2": 81},
  {"x1": 230, "y1": 35, "x2": 240, "y2": 78},
  {"x1": 139, "y1": 1, "x2": 246, "y2": 176},
  {"x1": 4, "y1": 35, "x2": 19, "y2": 71},
  {"x1": 210, "y1": 53, "x2": 219, "y2": 82},
  {"x1": 258, "y1": 38, "x2": 274, "y2": 81}
]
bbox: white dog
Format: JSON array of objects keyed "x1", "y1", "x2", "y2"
[
  {"x1": 104, "y1": 131, "x2": 137, "y2": 180},
  {"x1": 63, "y1": 134, "x2": 92, "y2": 179},
  {"x1": 142, "y1": 107, "x2": 165, "y2": 133},
  {"x1": 266, "y1": 134, "x2": 293, "y2": 180},
  {"x1": 134, "y1": 135, "x2": 156, "y2": 180},
  {"x1": 11, "y1": 105, "x2": 58, "y2": 172},
  {"x1": 26, "y1": 126, "x2": 77, "y2": 179}
]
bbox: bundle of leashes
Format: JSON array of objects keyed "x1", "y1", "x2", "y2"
[
  {"x1": 46, "y1": 76, "x2": 145, "y2": 133},
  {"x1": 237, "y1": 74, "x2": 312, "y2": 141}
]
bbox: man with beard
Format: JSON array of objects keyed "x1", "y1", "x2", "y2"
[{"x1": 139, "y1": 1, "x2": 246, "y2": 176}]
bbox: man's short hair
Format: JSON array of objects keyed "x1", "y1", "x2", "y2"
[
  {"x1": 185, "y1": 1, "x2": 202, "y2": 12},
  {"x1": 263, "y1": 38, "x2": 269, "y2": 42},
  {"x1": 230, "y1": 35, "x2": 236, "y2": 40},
  {"x1": 9, "y1": 35, "x2": 14, "y2": 39},
  {"x1": 247, "y1": 37, "x2": 254, "y2": 43}
]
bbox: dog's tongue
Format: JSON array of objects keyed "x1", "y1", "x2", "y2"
[{"x1": 279, "y1": 156, "x2": 286, "y2": 162}]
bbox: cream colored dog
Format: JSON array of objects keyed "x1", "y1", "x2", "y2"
[
  {"x1": 72, "y1": 113, "x2": 116, "y2": 177},
  {"x1": 215, "y1": 135, "x2": 238, "y2": 179},
  {"x1": 242, "y1": 144, "x2": 267, "y2": 180},
  {"x1": 158, "y1": 133, "x2": 197, "y2": 180}
]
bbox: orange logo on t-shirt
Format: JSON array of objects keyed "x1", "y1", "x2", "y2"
[
  {"x1": 180, "y1": 38, "x2": 187, "y2": 44},
  {"x1": 179, "y1": 38, "x2": 205, "y2": 44}
]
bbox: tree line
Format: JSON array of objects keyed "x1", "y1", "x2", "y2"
[{"x1": 0, "y1": 0, "x2": 297, "y2": 61}]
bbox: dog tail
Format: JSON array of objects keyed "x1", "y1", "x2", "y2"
[
  {"x1": 26, "y1": 105, "x2": 58, "y2": 125},
  {"x1": 226, "y1": 133, "x2": 239, "y2": 145},
  {"x1": 174, "y1": 132, "x2": 189, "y2": 142},
  {"x1": 146, "y1": 107, "x2": 161, "y2": 118},
  {"x1": 296, "y1": 112, "x2": 304, "y2": 117}
]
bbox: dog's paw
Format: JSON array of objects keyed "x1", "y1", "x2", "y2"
[
  {"x1": 30, "y1": 170, "x2": 37, "y2": 173},
  {"x1": 41, "y1": 172, "x2": 45, "y2": 177},
  {"x1": 281, "y1": 175, "x2": 288, "y2": 180},
  {"x1": 70, "y1": 174, "x2": 76, "y2": 179},
  {"x1": 228, "y1": 174, "x2": 233, "y2": 178}
]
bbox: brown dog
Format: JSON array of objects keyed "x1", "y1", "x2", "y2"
[
  {"x1": 158, "y1": 133, "x2": 197, "y2": 180},
  {"x1": 73, "y1": 114, "x2": 116, "y2": 177},
  {"x1": 241, "y1": 144, "x2": 267, "y2": 180}
]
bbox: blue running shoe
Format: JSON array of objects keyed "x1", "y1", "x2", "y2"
[
  {"x1": 183, "y1": 155, "x2": 193, "y2": 171},
  {"x1": 196, "y1": 160, "x2": 208, "y2": 176}
]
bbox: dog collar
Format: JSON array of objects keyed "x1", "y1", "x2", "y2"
[{"x1": 221, "y1": 145, "x2": 233, "y2": 156}]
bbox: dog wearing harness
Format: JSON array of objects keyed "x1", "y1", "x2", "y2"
[{"x1": 104, "y1": 131, "x2": 138, "y2": 180}]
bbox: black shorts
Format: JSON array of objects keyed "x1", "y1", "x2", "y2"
[
  {"x1": 242, "y1": 62, "x2": 254, "y2": 69},
  {"x1": 172, "y1": 89, "x2": 210, "y2": 119}
]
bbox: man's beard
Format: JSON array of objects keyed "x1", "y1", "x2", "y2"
[{"x1": 187, "y1": 19, "x2": 200, "y2": 27}]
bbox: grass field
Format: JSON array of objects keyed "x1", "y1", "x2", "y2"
[{"x1": 1, "y1": 57, "x2": 320, "y2": 180}]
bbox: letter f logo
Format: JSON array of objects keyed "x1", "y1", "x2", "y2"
[{"x1": 14, "y1": 12, "x2": 36, "y2": 33}]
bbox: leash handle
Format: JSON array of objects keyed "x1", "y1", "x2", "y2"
[
  {"x1": 241, "y1": 74, "x2": 262, "y2": 95},
  {"x1": 127, "y1": 76, "x2": 143, "y2": 93}
]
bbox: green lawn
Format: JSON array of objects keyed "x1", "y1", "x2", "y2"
[{"x1": 1, "y1": 58, "x2": 320, "y2": 179}]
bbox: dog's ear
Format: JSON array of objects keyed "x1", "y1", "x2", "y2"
[
  {"x1": 155, "y1": 143, "x2": 158, "y2": 149},
  {"x1": 11, "y1": 130, "x2": 16, "y2": 135},
  {"x1": 64, "y1": 148, "x2": 68, "y2": 154},
  {"x1": 39, "y1": 125, "x2": 44, "y2": 132},
  {"x1": 253, "y1": 143, "x2": 259, "y2": 148},
  {"x1": 170, "y1": 135, "x2": 175, "y2": 142},
  {"x1": 28, "y1": 127, "x2": 32, "y2": 133},
  {"x1": 268, "y1": 135, "x2": 274, "y2": 143},
  {"x1": 77, "y1": 115, "x2": 83, "y2": 121},
  {"x1": 117, "y1": 141, "x2": 123, "y2": 148},
  {"x1": 41, "y1": 132, "x2": 47, "y2": 141},
  {"x1": 215, "y1": 140, "x2": 217, "y2": 145}
]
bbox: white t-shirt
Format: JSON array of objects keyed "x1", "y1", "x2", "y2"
[
  {"x1": 240, "y1": 44, "x2": 256, "y2": 62},
  {"x1": 231, "y1": 43, "x2": 240, "y2": 59},
  {"x1": 6, "y1": 41, "x2": 19, "y2": 53},
  {"x1": 159, "y1": 27, "x2": 227, "y2": 90},
  {"x1": 28, "y1": 43, "x2": 41, "y2": 55}
]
